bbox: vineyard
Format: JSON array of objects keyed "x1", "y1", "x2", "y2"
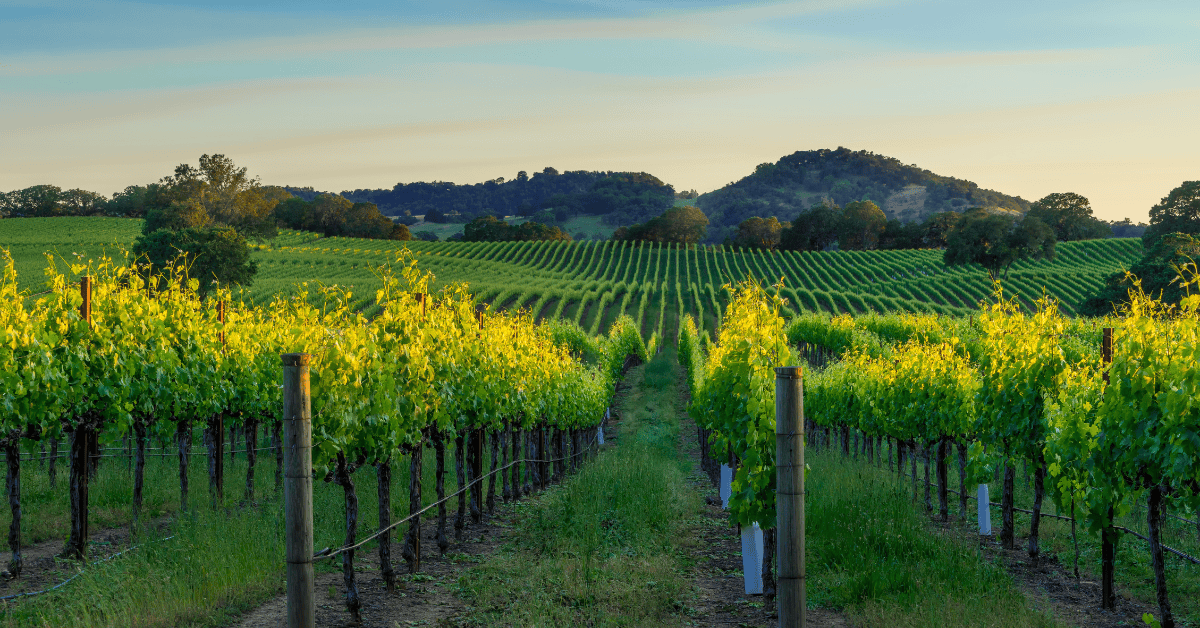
[
  {"x1": 1, "y1": 218, "x2": 1142, "y2": 344},
  {"x1": 683, "y1": 279, "x2": 1200, "y2": 628},
  {"x1": 2, "y1": 215, "x2": 1184, "y2": 627},
  {"x1": 0, "y1": 247, "x2": 648, "y2": 626}
]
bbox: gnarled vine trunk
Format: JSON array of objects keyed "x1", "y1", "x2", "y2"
[
  {"x1": 63, "y1": 421, "x2": 93, "y2": 560},
  {"x1": 1148, "y1": 485, "x2": 1175, "y2": 628},
  {"x1": 402, "y1": 442, "x2": 423, "y2": 574},
  {"x1": 332, "y1": 453, "x2": 362, "y2": 624},
  {"x1": 176, "y1": 420, "x2": 190, "y2": 513},
  {"x1": 1028, "y1": 450, "x2": 1046, "y2": 565},
  {"x1": 433, "y1": 431, "x2": 449, "y2": 555},
  {"x1": 1001, "y1": 461, "x2": 1016, "y2": 550},
  {"x1": 454, "y1": 434, "x2": 466, "y2": 540},
  {"x1": 6, "y1": 438, "x2": 21, "y2": 577},
  {"x1": 376, "y1": 459, "x2": 395, "y2": 591}
]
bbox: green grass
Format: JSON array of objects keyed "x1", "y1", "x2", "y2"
[
  {"x1": 0, "y1": 432, "x2": 500, "y2": 628},
  {"x1": 805, "y1": 450, "x2": 1061, "y2": 627},
  {"x1": 451, "y1": 348, "x2": 699, "y2": 627}
]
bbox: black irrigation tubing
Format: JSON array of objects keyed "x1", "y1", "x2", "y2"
[
  {"x1": 315, "y1": 433, "x2": 601, "y2": 561},
  {"x1": 0, "y1": 535, "x2": 176, "y2": 603}
]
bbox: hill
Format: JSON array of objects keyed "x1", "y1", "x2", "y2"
[{"x1": 696, "y1": 147, "x2": 1031, "y2": 240}]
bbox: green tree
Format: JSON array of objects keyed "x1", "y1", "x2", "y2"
[
  {"x1": 132, "y1": 226, "x2": 258, "y2": 296},
  {"x1": 780, "y1": 201, "x2": 841, "y2": 251},
  {"x1": 1080, "y1": 232, "x2": 1200, "y2": 315},
  {"x1": 921, "y1": 211, "x2": 961, "y2": 248},
  {"x1": 944, "y1": 211, "x2": 1056, "y2": 280},
  {"x1": 613, "y1": 205, "x2": 708, "y2": 244},
  {"x1": 733, "y1": 216, "x2": 784, "y2": 250},
  {"x1": 1143, "y1": 181, "x2": 1200, "y2": 248},
  {"x1": 156, "y1": 154, "x2": 282, "y2": 239},
  {"x1": 1026, "y1": 192, "x2": 1110, "y2": 241},
  {"x1": 836, "y1": 200, "x2": 887, "y2": 250},
  {"x1": 143, "y1": 198, "x2": 212, "y2": 233}
]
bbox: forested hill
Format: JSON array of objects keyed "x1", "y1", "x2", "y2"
[
  {"x1": 696, "y1": 147, "x2": 1031, "y2": 233},
  {"x1": 312, "y1": 168, "x2": 676, "y2": 226}
]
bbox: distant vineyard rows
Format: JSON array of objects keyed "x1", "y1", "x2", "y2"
[{"x1": 3, "y1": 218, "x2": 1142, "y2": 339}]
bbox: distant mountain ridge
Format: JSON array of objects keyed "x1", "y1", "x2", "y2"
[{"x1": 696, "y1": 147, "x2": 1031, "y2": 237}]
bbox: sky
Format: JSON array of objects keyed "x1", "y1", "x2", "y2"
[{"x1": 2, "y1": 0, "x2": 1198, "y2": 222}]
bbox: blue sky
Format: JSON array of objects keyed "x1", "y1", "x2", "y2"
[{"x1": 3, "y1": 0, "x2": 1198, "y2": 220}]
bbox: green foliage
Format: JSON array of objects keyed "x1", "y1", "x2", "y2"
[
  {"x1": 690, "y1": 280, "x2": 791, "y2": 527},
  {"x1": 611, "y1": 205, "x2": 708, "y2": 244},
  {"x1": 1080, "y1": 232, "x2": 1197, "y2": 315},
  {"x1": 944, "y1": 210, "x2": 1056, "y2": 280},
  {"x1": 696, "y1": 147, "x2": 1032, "y2": 231},
  {"x1": 732, "y1": 216, "x2": 784, "y2": 250},
  {"x1": 131, "y1": 226, "x2": 258, "y2": 296},
  {"x1": 1144, "y1": 181, "x2": 1200, "y2": 249},
  {"x1": 837, "y1": 200, "x2": 888, "y2": 250},
  {"x1": 1027, "y1": 192, "x2": 1111, "y2": 242},
  {"x1": 463, "y1": 215, "x2": 571, "y2": 242}
]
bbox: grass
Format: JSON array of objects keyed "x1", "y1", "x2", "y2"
[
  {"x1": 451, "y1": 348, "x2": 699, "y2": 627},
  {"x1": 804, "y1": 449, "x2": 1061, "y2": 627},
  {"x1": 0, "y1": 432, "x2": 496, "y2": 627}
]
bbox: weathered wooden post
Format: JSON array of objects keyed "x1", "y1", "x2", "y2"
[
  {"x1": 282, "y1": 353, "x2": 314, "y2": 628},
  {"x1": 775, "y1": 366, "x2": 805, "y2": 628}
]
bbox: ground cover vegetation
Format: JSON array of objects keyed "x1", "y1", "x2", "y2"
[
  {"x1": 0, "y1": 245, "x2": 649, "y2": 625},
  {"x1": 682, "y1": 274, "x2": 1200, "y2": 628}
]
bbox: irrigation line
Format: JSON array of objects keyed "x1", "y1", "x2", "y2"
[
  {"x1": 933, "y1": 482, "x2": 1200, "y2": 566},
  {"x1": 0, "y1": 535, "x2": 175, "y2": 603},
  {"x1": 316, "y1": 434, "x2": 600, "y2": 561}
]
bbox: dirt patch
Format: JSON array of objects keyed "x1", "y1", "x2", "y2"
[
  {"x1": 0, "y1": 516, "x2": 172, "y2": 600},
  {"x1": 236, "y1": 500, "x2": 520, "y2": 628},
  {"x1": 979, "y1": 535, "x2": 1157, "y2": 628}
]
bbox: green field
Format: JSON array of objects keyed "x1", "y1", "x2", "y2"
[{"x1": 2, "y1": 217, "x2": 1142, "y2": 341}]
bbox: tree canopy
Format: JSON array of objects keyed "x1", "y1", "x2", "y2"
[
  {"x1": 1025, "y1": 192, "x2": 1110, "y2": 241},
  {"x1": 611, "y1": 205, "x2": 708, "y2": 244},
  {"x1": 731, "y1": 216, "x2": 784, "y2": 250},
  {"x1": 943, "y1": 211, "x2": 1056, "y2": 280},
  {"x1": 1143, "y1": 181, "x2": 1200, "y2": 248},
  {"x1": 462, "y1": 216, "x2": 570, "y2": 242},
  {"x1": 836, "y1": 200, "x2": 888, "y2": 250},
  {"x1": 779, "y1": 201, "x2": 841, "y2": 252},
  {"x1": 131, "y1": 226, "x2": 258, "y2": 297},
  {"x1": 1080, "y1": 232, "x2": 1200, "y2": 316}
]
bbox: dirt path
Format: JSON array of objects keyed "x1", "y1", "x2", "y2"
[{"x1": 673, "y1": 377, "x2": 849, "y2": 628}]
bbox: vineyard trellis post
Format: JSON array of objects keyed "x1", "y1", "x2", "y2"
[
  {"x1": 282, "y1": 353, "x2": 315, "y2": 628},
  {"x1": 775, "y1": 366, "x2": 805, "y2": 628}
]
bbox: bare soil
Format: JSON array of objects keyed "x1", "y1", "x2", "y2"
[
  {"x1": 0, "y1": 515, "x2": 173, "y2": 600},
  {"x1": 236, "y1": 500, "x2": 518, "y2": 628},
  {"x1": 979, "y1": 533, "x2": 1157, "y2": 628}
]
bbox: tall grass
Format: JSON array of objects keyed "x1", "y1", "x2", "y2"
[
  {"x1": 806, "y1": 449, "x2": 1061, "y2": 627},
  {"x1": 454, "y1": 348, "x2": 700, "y2": 627}
]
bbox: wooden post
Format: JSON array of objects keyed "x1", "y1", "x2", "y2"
[
  {"x1": 282, "y1": 353, "x2": 314, "y2": 628},
  {"x1": 218, "y1": 300, "x2": 226, "y2": 345},
  {"x1": 775, "y1": 366, "x2": 805, "y2": 628}
]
